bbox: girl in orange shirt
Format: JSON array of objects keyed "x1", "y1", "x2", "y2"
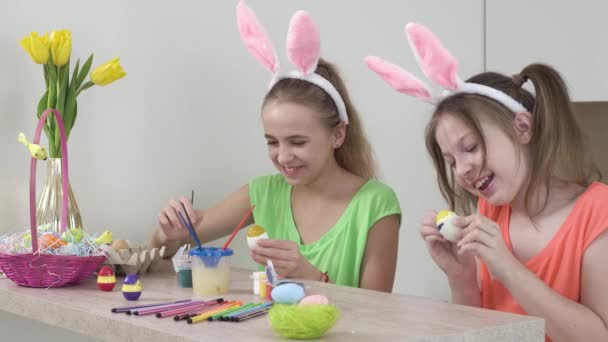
[{"x1": 367, "y1": 23, "x2": 608, "y2": 341}]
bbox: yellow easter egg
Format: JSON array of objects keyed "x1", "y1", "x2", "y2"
[
  {"x1": 247, "y1": 232, "x2": 269, "y2": 249},
  {"x1": 435, "y1": 210, "x2": 456, "y2": 225},
  {"x1": 247, "y1": 224, "x2": 266, "y2": 237},
  {"x1": 435, "y1": 210, "x2": 460, "y2": 242}
]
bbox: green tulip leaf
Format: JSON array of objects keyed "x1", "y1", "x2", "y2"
[{"x1": 76, "y1": 54, "x2": 93, "y2": 90}]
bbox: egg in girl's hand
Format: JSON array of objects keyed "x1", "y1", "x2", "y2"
[
  {"x1": 247, "y1": 224, "x2": 268, "y2": 249},
  {"x1": 435, "y1": 210, "x2": 461, "y2": 242}
]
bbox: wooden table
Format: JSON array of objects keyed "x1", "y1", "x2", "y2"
[{"x1": 0, "y1": 263, "x2": 544, "y2": 341}]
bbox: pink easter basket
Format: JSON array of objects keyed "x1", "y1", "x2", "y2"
[{"x1": 0, "y1": 109, "x2": 106, "y2": 287}]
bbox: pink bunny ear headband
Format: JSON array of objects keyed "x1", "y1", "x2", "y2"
[
  {"x1": 365, "y1": 23, "x2": 526, "y2": 114},
  {"x1": 236, "y1": 0, "x2": 348, "y2": 124}
]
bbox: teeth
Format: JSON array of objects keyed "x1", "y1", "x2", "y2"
[{"x1": 475, "y1": 176, "x2": 490, "y2": 189}]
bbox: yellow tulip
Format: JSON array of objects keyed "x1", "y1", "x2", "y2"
[
  {"x1": 90, "y1": 58, "x2": 127, "y2": 86},
  {"x1": 19, "y1": 32, "x2": 50, "y2": 64},
  {"x1": 49, "y1": 30, "x2": 71, "y2": 66}
]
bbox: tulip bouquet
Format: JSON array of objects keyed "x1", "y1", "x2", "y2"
[{"x1": 19, "y1": 30, "x2": 126, "y2": 157}]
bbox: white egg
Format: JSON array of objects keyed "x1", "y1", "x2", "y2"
[
  {"x1": 437, "y1": 212, "x2": 461, "y2": 242},
  {"x1": 247, "y1": 232, "x2": 268, "y2": 249}
]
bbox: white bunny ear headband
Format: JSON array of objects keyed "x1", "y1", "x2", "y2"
[
  {"x1": 365, "y1": 23, "x2": 526, "y2": 114},
  {"x1": 236, "y1": 0, "x2": 348, "y2": 124}
]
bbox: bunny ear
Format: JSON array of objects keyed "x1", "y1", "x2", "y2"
[
  {"x1": 286, "y1": 11, "x2": 320, "y2": 75},
  {"x1": 365, "y1": 56, "x2": 433, "y2": 100},
  {"x1": 236, "y1": 0, "x2": 279, "y2": 73},
  {"x1": 406, "y1": 23, "x2": 460, "y2": 90}
]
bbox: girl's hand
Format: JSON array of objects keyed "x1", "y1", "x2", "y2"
[
  {"x1": 420, "y1": 210, "x2": 477, "y2": 282},
  {"x1": 251, "y1": 239, "x2": 320, "y2": 280},
  {"x1": 158, "y1": 197, "x2": 204, "y2": 242},
  {"x1": 455, "y1": 214, "x2": 520, "y2": 281}
]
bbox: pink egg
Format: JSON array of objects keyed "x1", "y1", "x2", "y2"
[{"x1": 299, "y1": 294, "x2": 329, "y2": 305}]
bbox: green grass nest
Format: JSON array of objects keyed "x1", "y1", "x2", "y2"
[{"x1": 268, "y1": 303, "x2": 340, "y2": 339}]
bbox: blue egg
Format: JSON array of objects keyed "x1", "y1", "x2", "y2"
[{"x1": 271, "y1": 282, "x2": 305, "y2": 304}]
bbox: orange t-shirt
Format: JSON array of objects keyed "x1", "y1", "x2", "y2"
[{"x1": 478, "y1": 182, "x2": 608, "y2": 341}]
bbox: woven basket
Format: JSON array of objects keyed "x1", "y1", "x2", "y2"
[{"x1": 0, "y1": 109, "x2": 106, "y2": 288}]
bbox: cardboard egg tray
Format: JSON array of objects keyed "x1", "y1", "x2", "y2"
[{"x1": 98, "y1": 244, "x2": 166, "y2": 275}]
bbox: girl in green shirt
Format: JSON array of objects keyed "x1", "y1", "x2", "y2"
[{"x1": 150, "y1": 3, "x2": 401, "y2": 291}]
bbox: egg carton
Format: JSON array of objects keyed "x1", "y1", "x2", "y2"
[{"x1": 98, "y1": 244, "x2": 166, "y2": 275}]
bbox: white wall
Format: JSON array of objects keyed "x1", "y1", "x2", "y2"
[
  {"x1": 0, "y1": 0, "x2": 484, "y2": 301},
  {"x1": 486, "y1": 0, "x2": 608, "y2": 102}
]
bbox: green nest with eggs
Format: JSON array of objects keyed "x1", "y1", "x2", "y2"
[{"x1": 268, "y1": 303, "x2": 340, "y2": 339}]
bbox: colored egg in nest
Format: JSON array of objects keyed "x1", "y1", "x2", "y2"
[{"x1": 271, "y1": 282, "x2": 305, "y2": 304}]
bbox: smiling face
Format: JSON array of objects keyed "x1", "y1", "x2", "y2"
[
  {"x1": 262, "y1": 100, "x2": 343, "y2": 186},
  {"x1": 433, "y1": 111, "x2": 531, "y2": 206},
  {"x1": 426, "y1": 70, "x2": 596, "y2": 214}
]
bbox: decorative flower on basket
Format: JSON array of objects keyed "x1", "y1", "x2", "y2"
[{"x1": 19, "y1": 30, "x2": 126, "y2": 157}]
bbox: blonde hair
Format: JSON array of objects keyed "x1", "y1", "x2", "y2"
[
  {"x1": 425, "y1": 63, "x2": 600, "y2": 214},
  {"x1": 263, "y1": 58, "x2": 376, "y2": 179}
]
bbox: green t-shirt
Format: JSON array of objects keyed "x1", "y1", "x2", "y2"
[{"x1": 248, "y1": 174, "x2": 401, "y2": 287}]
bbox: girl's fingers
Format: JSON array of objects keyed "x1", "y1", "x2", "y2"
[
  {"x1": 250, "y1": 251, "x2": 267, "y2": 266},
  {"x1": 178, "y1": 196, "x2": 197, "y2": 222},
  {"x1": 274, "y1": 267, "x2": 289, "y2": 279},
  {"x1": 458, "y1": 241, "x2": 489, "y2": 259},
  {"x1": 158, "y1": 212, "x2": 170, "y2": 227},
  {"x1": 267, "y1": 258, "x2": 292, "y2": 270},
  {"x1": 164, "y1": 206, "x2": 183, "y2": 228},
  {"x1": 169, "y1": 198, "x2": 190, "y2": 226},
  {"x1": 455, "y1": 215, "x2": 498, "y2": 238},
  {"x1": 169, "y1": 199, "x2": 181, "y2": 212},
  {"x1": 421, "y1": 210, "x2": 438, "y2": 226},
  {"x1": 420, "y1": 224, "x2": 442, "y2": 239},
  {"x1": 253, "y1": 246, "x2": 294, "y2": 261},
  {"x1": 425, "y1": 234, "x2": 446, "y2": 244},
  {"x1": 255, "y1": 239, "x2": 294, "y2": 250},
  {"x1": 250, "y1": 252, "x2": 293, "y2": 277},
  {"x1": 458, "y1": 227, "x2": 493, "y2": 248}
]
